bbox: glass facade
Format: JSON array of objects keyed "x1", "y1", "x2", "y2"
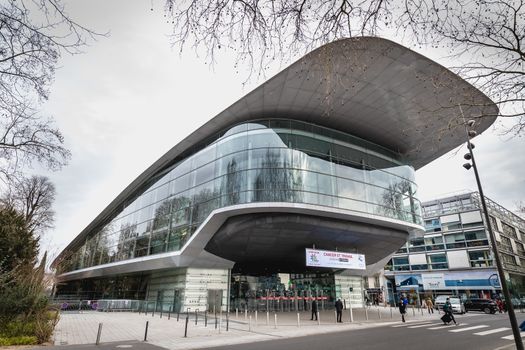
[{"x1": 57, "y1": 119, "x2": 421, "y2": 274}]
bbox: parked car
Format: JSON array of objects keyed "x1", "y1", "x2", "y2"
[
  {"x1": 464, "y1": 298, "x2": 498, "y2": 314},
  {"x1": 511, "y1": 298, "x2": 522, "y2": 308},
  {"x1": 434, "y1": 295, "x2": 452, "y2": 310},
  {"x1": 434, "y1": 295, "x2": 466, "y2": 314}
]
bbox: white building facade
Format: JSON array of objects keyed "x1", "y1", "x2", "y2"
[{"x1": 384, "y1": 192, "x2": 525, "y2": 305}]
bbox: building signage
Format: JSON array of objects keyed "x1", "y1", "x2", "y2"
[
  {"x1": 394, "y1": 270, "x2": 500, "y2": 290},
  {"x1": 305, "y1": 248, "x2": 366, "y2": 269},
  {"x1": 422, "y1": 273, "x2": 445, "y2": 289}
]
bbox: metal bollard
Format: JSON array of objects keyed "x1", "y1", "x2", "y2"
[
  {"x1": 245, "y1": 309, "x2": 247, "y2": 321},
  {"x1": 168, "y1": 307, "x2": 171, "y2": 320},
  {"x1": 266, "y1": 311, "x2": 270, "y2": 325},
  {"x1": 215, "y1": 312, "x2": 218, "y2": 329},
  {"x1": 143, "y1": 321, "x2": 149, "y2": 342},
  {"x1": 205, "y1": 311, "x2": 208, "y2": 327},
  {"x1": 344, "y1": 299, "x2": 346, "y2": 310},
  {"x1": 297, "y1": 313, "x2": 300, "y2": 327},
  {"x1": 317, "y1": 312, "x2": 320, "y2": 325},
  {"x1": 335, "y1": 310, "x2": 337, "y2": 323},
  {"x1": 274, "y1": 313, "x2": 277, "y2": 329},
  {"x1": 412, "y1": 305, "x2": 415, "y2": 316},
  {"x1": 236, "y1": 308, "x2": 238, "y2": 318},
  {"x1": 365, "y1": 306, "x2": 369, "y2": 320},
  {"x1": 195, "y1": 310, "x2": 198, "y2": 325},
  {"x1": 95, "y1": 322, "x2": 103, "y2": 345},
  {"x1": 255, "y1": 310, "x2": 258, "y2": 326},
  {"x1": 184, "y1": 315, "x2": 189, "y2": 338},
  {"x1": 249, "y1": 315, "x2": 252, "y2": 331},
  {"x1": 226, "y1": 312, "x2": 229, "y2": 331},
  {"x1": 349, "y1": 302, "x2": 354, "y2": 322}
]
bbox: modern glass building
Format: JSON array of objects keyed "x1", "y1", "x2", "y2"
[
  {"x1": 385, "y1": 192, "x2": 525, "y2": 305},
  {"x1": 52, "y1": 37, "x2": 498, "y2": 312}
]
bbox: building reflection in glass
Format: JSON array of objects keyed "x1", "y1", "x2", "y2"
[{"x1": 57, "y1": 119, "x2": 422, "y2": 273}]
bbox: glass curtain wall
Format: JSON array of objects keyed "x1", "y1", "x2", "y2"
[{"x1": 58, "y1": 119, "x2": 421, "y2": 273}]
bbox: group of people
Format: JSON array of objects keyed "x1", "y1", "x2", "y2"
[
  {"x1": 398, "y1": 296, "x2": 458, "y2": 325},
  {"x1": 310, "y1": 298, "x2": 345, "y2": 322}
]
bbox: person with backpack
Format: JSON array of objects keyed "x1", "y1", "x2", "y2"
[{"x1": 442, "y1": 298, "x2": 458, "y2": 325}]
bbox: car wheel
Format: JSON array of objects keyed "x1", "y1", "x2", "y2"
[{"x1": 483, "y1": 307, "x2": 491, "y2": 314}]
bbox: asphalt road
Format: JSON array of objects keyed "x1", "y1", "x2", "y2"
[{"x1": 201, "y1": 312, "x2": 525, "y2": 350}]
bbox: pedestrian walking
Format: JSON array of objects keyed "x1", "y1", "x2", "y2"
[
  {"x1": 399, "y1": 299, "x2": 407, "y2": 322},
  {"x1": 496, "y1": 298, "x2": 504, "y2": 313},
  {"x1": 335, "y1": 298, "x2": 343, "y2": 323},
  {"x1": 426, "y1": 298, "x2": 434, "y2": 314},
  {"x1": 311, "y1": 299, "x2": 318, "y2": 320},
  {"x1": 441, "y1": 298, "x2": 458, "y2": 325},
  {"x1": 365, "y1": 296, "x2": 371, "y2": 308}
]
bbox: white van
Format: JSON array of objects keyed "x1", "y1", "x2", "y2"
[{"x1": 434, "y1": 295, "x2": 466, "y2": 314}]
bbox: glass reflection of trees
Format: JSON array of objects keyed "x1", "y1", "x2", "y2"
[{"x1": 58, "y1": 119, "x2": 423, "y2": 273}]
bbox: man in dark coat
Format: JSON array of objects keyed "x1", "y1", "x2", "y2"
[
  {"x1": 399, "y1": 298, "x2": 407, "y2": 322},
  {"x1": 311, "y1": 299, "x2": 318, "y2": 320},
  {"x1": 335, "y1": 298, "x2": 343, "y2": 322}
]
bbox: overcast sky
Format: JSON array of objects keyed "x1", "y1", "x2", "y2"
[{"x1": 37, "y1": 0, "x2": 525, "y2": 258}]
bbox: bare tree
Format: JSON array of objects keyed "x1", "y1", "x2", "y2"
[
  {"x1": 163, "y1": 0, "x2": 524, "y2": 134},
  {"x1": 518, "y1": 201, "x2": 525, "y2": 217},
  {"x1": 0, "y1": 109, "x2": 70, "y2": 182},
  {"x1": 1, "y1": 0, "x2": 98, "y2": 183},
  {"x1": 1, "y1": 175, "x2": 56, "y2": 233}
]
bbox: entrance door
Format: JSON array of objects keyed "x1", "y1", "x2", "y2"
[
  {"x1": 173, "y1": 289, "x2": 182, "y2": 313},
  {"x1": 208, "y1": 289, "x2": 223, "y2": 312},
  {"x1": 156, "y1": 290, "x2": 164, "y2": 312}
]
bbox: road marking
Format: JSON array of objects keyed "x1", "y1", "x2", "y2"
[
  {"x1": 501, "y1": 333, "x2": 525, "y2": 340},
  {"x1": 474, "y1": 328, "x2": 510, "y2": 336},
  {"x1": 427, "y1": 323, "x2": 468, "y2": 330},
  {"x1": 408, "y1": 323, "x2": 441, "y2": 328},
  {"x1": 449, "y1": 325, "x2": 488, "y2": 333},
  {"x1": 392, "y1": 322, "x2": 429, "y2": 328}
]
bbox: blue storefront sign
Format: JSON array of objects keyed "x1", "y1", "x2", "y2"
[{"x1": 395, "y1": 270, "x2": 500, "y2": 291}]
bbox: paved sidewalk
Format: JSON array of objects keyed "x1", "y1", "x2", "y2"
[{"x1": 52, "y1": 306, "x2": 439, "y2": 349}]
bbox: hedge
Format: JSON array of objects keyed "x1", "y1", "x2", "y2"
[{"x1": 0, "y1": 336, "x2": 38, "y2": 346}]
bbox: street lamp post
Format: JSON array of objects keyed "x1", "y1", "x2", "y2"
[{"x1": 461, "y1": 112, "x2": 524, "y2": 350}]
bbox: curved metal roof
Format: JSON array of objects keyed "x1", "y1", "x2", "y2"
[{"x1": 53, "y1": 36, "x2": 498, "y2": 267}]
